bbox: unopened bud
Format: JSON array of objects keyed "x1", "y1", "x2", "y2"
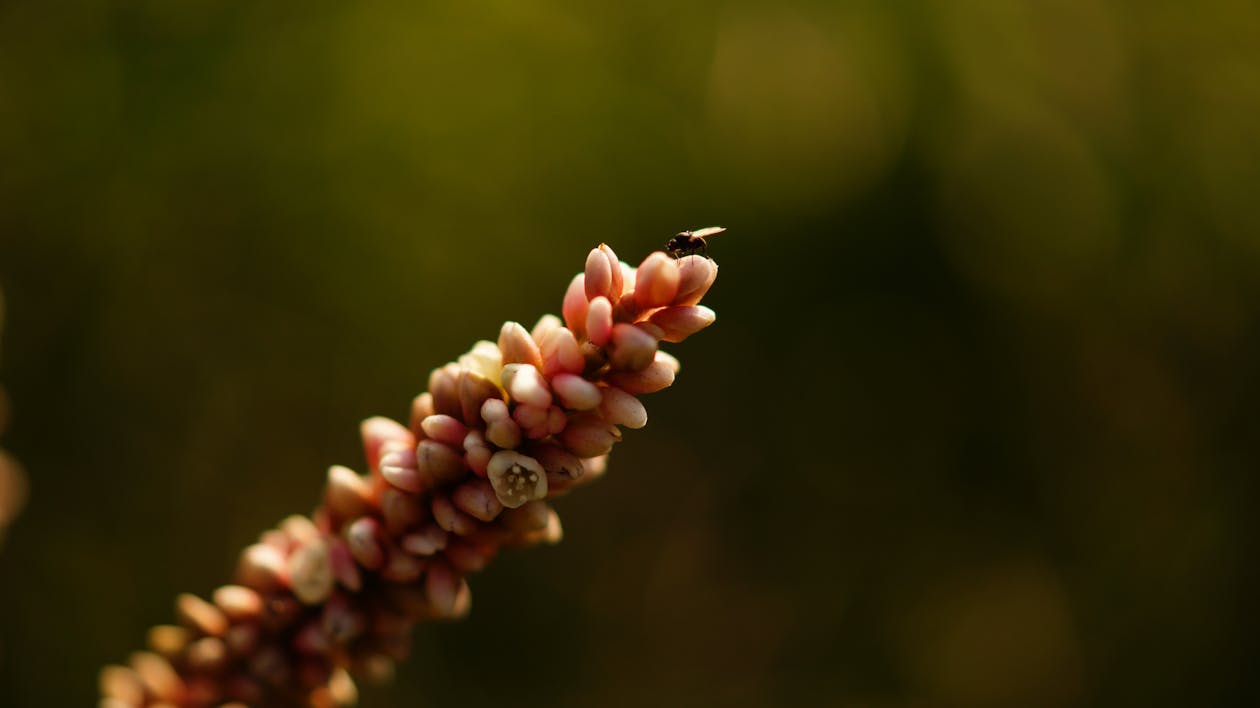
[
  {"x1": 416, "y1": 439, "x2": 466, "y2": 486},
  {"x1": 288, "y1": 538, "x2": 334, "y2": 606},
  {"x1": 328, "y1": 538, "x2": 363, "y2": 592},
  {"x1": 401, "y1": 524, "x2": 448, "y2": 556},
  {"x1": 502, "y1": 363, "x2": 552, "y2": 408},
  {"x1": 634, "y1": 252, "x2": 681, "y2": 309},
  {"x1": 360, "y1": 417, "x2": 414, "y2": 472},
  {"x1": 529, "y1": 442, "x2": 585, "y2": 480},
  {"x1": 648, "y1": 305, "x2": 716, "y2": 342},
  {"x1": 419, "y1": 414, "x2": 467, "y2": 447},
  {"x1": 585, "y1": 246, "x2": 616, "y2": 301},
  {"x1": 551, "y1": 373, "x2": 602, "y2": 410},
  {"x1": 129, "y1": 652, "x2": 183, "y2": 702},
  {"x1": 562, "y1": 273, "x2": 589, "y2": 337},
  {"x1": 177, "y1": 593, "x2": 228, "y2": 637},
  {"x1": 609, "y1": 352, "x2": 676, "y2": 394},
  {"x1": 428, "y1": 364, "x2": 463, "y2": 419},
  {"x1": 586, "y1": 296, "x2": 614, "y2": 346},
  {"x1": 459, "y1": 370, "x2": 502, "y2": 427},
  {"x1": 599, "y1": 386, "x2": 648, "y2": 428},
  {"x1": 431, "y1": 494, "x2": 479, "y2": 536},
  {"x1": 558, "y1": 413, "x2": 621, "y2": 457},
  {"x1": 213, "y1": 585, "x2": 263, "y2": 622},
  {"x1": 540, "y1": 326, "x2": 584, "y2": 377},
  {"x1": 498, "y1": 320, "x2": 544, "y2": 369},
  {"x1": 345, "y1": 517, "x2": 385, "y2": 570},
  {"x1": 452, "y1": 478, "x2": 504, "y2": 522},
  {"x1": 237, "y1": 543, "x2": 287, "y2": 591},
  {"x1": 325, "y1": 465, "x2": 373, "y2": 523},
  {"x1": 673, "y1": 254, "x2": 718, "y2": 306},
  {"x1": 608, "y1": 323, "x2": 658, "y2": 371},
  {"x1": 380, "y1": 443, "x2": 423, "y2": 493}
]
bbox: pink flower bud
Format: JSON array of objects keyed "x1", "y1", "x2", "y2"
[
  {"x1": 345, "y1": 517, "x2": 385, "y2": 570},
  {"x1": 360, "y1": 417, "x2": 413, "y2": 473},
  {"x1": 428, "y1": 364, "x2": 463, "y2": 419},
  {"x1": 288, "y1": 538, "x2": 334, "y2": 605},
  {"x1": 145, "y1": 625, "x2": 190, "y2": 659},
  {"x1": 177, "y1": 593, "x2": 229, "y2": 637},
  {"x1": 609, "y1": 352, "x2": 676, "y2": 394},
  {"x1": 327, "y1": 538, "x2": 363, "y2": 592},
  {"x1": 584, "y1": 245, "x2": 616, "y2": 301},
  {"x1": 620, "y1": 260, "x2": 637, "y2": 295},
  {"x1": 280, "y1": 514, "x2": 321, "y2": 545},
  {"x1": 408, "y1": 392, "x2": 435, "y2": 439},
  {"x1": 516, "y1": 508, "x2": 564, "y2": 547},
  {"x1": 463, "y1": 430, "x2": 492, "y2": 477},
  {"x1": 604, "y1": 244, "x2": 625, "y2": 298},
  {"x1": 634, "y1": 252, "x2": 681, "y2": 309},
  {"x1": 381, "y1": 545, "x2": 425, "y2": 583},
  {"x1": 557, "y1": 413, "x2": 621, "y2": 457},
  {"x1": 325, "y1": 465, "x2": 373, "y2": 523},
  {"x1": 636, "y1": 321, "x2": 665, "y2": 340},
  {"x1": 452, "y1": 478, "x2": 503, "y2": 522},
  {"x1": 379, "y1": 487, "x2": 425, "y2": 535},
  {"x1": 129, "y1": 652, "x2": 184, "y2": 702},
  {"x1": 540, "y1": 326, "x2": 584, "y2": 377},
  {"x1": 401, "y1": 524, "x2": 448, "y2": 556},
  {"x1": 99, "y1": 666, "x2": 145, "y2": 706},
  {"x1": 419, "y1": 414, "x2": 467, "y2": 447},
  {"x1": 498, "y1": 321, "x2": 544, "y2": 369},
  {"x1": 512, "y1": 402, "x2": 548, "y2": 430},
  {"x1": 531, "y1": 313, "x2": 562, "y2": 343},
  {"x1": 586, "y1": 296, "x2": 614, "y2": 346},
  {"x1": 499, "y1": 500, "x2": 552, "y2": 532},
  {"x1": 236, "y1": 543, "x2": 287, "y2": 591},
  {"x1": 213, "y1": 585, "x2": 263, "y2": 622},
  {"x1": 561, "y1": 273, "x2": 588, "y2": 337},
  {"x1": 481, "y1": 397, "x2": 509, "y2": 423},
  {"x1": 459, "y1": 370, "x2": 502, "y2": 427},
  {"x1": 547, "y1": 405, "x2": 567, "y2": 434},
  {"x1": 657, "y1": 350, "x2": 681, "y2": 373},
  {"x1": 380, "y1": 443, "x2": 423, "y2": 493},
  {"x1": 551, "y1": 373, "x2": 602, "y2": 410},
  {"x1": 425, "y1": 562, "x2": 462, "y2": 618},
  {"x1": 486, "y1": 417, "x2": 522, "y2": 449},
  {"x1": 608, "y1": 323, "x2": 659, "y2": 371},
  {"x1": 673, "y1": 254, "x2": 718, "y2": 306},
  {"x1": 486, "y1": 450, "x2": 548, "y2": 508},
  {"x1": 648, "y1": 305, "x2": 716, "y2": 342},
  {"x1": 186, "y1": 637, "x2": 228, "y2": 673},
  {"x1": 584, "y1": 454, "x2": 608, "y2": 477},
  {"x1": 599, "y1": 387, "x2": 648, "y2": 428},
  {"x1": 529, "y1": 442, "x2": 585, "y2": 480},
  {"x1": 431, "y1": 494, "x2": 479, "y2": 536},
  {"x1": 503, "y1": 363, "x2": 552, "y2": 408},
  {"x1": 415, "y1": 439, "x2": 466, "y2": 486}
]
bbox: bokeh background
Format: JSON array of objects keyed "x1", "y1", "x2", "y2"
[{"x1": 2, "y1": 0, "x2": 1258, "y2": 706}]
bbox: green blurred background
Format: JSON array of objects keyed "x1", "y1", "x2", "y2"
[{"x1": 1, "y1": 0, "x2": 1258, "y2": 706}]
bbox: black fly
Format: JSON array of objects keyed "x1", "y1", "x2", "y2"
[{"x1": 665, "y1": 226, "x2": 726, "y2": 259}]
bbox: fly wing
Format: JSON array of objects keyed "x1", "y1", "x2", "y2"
[{"x1": 690, "y1": 226, "x2": 727, "y2": 239}]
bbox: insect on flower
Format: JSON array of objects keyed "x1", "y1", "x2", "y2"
[{"x1": 665, "y1": 226, "x2": 726, "y2": 259}]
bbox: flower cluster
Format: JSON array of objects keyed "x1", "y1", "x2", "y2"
[{"x1": 100, "y1": 243, "x2": 719, "y2": 707}]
